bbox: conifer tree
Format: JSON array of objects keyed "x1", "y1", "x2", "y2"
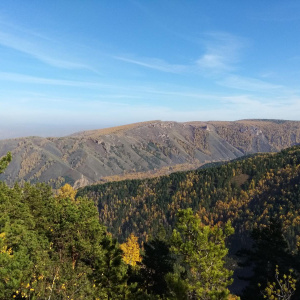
[
  {"x1": 139, "y1": 237, "x2": 175, "y2": 297},
  {"x1": 0, "y1": 152, "x2": 11, "y2": 174},
  {"x1": 167, "y1": 208, "x2": 234, "y2": 300},
  {"x1": 240, "y1": 219, "x2": 294, "y2": 300},
  {"x1": 93, "y1": 235, "x2": 129, "y2": 300}
]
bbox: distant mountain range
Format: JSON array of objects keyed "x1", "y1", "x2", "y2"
[{"x1": 0, "y1": 119, "x2": 300, "y2": 188}]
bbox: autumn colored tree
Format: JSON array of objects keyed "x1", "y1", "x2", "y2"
[
  {"x1": 260, "y1": 265, "x2": 296, "y2": 300},
  {"x1": 120, "y1": 233, "x2": 142, "y2": 267},
  {"x1": 56, "y1": 183, "x2": 76, "y2": 201}
]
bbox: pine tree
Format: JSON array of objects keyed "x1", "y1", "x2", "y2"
[
  {"x1": 0, "y1": 152, "x2": 11, "y2": 174},
  {"x1": 168, "y1": 208, "x2": 234, "y2": 300},
  {"x1": 240, "y1": 219, "x2": 294, "y2": 300},
  {"x1": 139, "y1": 238, "x2": 175, "y2": 297},
  {"x1": 93, "y1": 235, "x2": 128, "y2": 300}
]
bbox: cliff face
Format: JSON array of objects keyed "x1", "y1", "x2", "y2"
[{"x1": 1, "y1": 120, "x2": 300, "y2": 188}]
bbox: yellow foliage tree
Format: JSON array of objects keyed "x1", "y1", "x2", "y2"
[
  {"x1": 261, "y1": 265, "x2": 296, "y2": 300},
  {"x1": 0, "y1": 232, "x2": 12, "y2": 256},
  {"x1": 120, "y1": 233, "x2": 142, "y2": 266},
  {"x1": 56, "y1": 184, "x2": 76, "y2": 201}
]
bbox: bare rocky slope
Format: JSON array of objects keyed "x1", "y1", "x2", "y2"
[{"x1": 0, "y1": 119, "x2": 300, "y2": 188}]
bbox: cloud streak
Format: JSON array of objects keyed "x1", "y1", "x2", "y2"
[
  {"x1": 196, "y1": 32, "x2": 247, "y2": 73},
  {"x1": 0, "y1": 21, "x2": 94, "y2": 71},
  {"x1": 114, "y1": 32, "x2": 247, "y2": 77},
  {"x1": 218, "y1": 75, "x2": 282, "y2": 91},
  {"x1": 2, "y1": 94, "x2": 300, "y2": 134},
  {"x1": 0, "y1": 72, "x2": 108, "y2": 88},
  {"x1": 113, "y1": 55, "x2": 187, "y2": 73},
  {"x1": 0, "y1": 71, "x2": 220, "y2": 101}
]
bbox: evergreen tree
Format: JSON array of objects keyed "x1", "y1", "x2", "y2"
[
  {"x1": 240, "y1": 219, "x2": 295, "y2": 300},
  {"x1": 167, "y1": 208, "x2": 234, "y2": 300},
  {"x1": 139, "y1": 238, "x2": 175, "y2": 298},
  {"x1": 0, "y1": 152, "x2": 11, "y2": 174},
  {"x1": 93, "y1": 235, "x2": 129, "y2": 300}
]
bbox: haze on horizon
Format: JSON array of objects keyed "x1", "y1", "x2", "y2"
[{"x1": 1, "y1": 1, "x2": 300, "y2": 139}]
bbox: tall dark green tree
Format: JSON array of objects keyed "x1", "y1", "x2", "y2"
[
  {"x1": 240, "y1": 219, "x2": 295, "y2": 300},
  {"x1": 0, "y1": 152, "x2": 11, "y2": 174},
  {"x1": 93, "y1": 235, "x2": 129, "y2": 300},
  {"x1": 167, "y1": 208, "x2": 234, "y2": 300},
  {"x1": 139, "y1": 238, "x2": 175, "y2": 298}
]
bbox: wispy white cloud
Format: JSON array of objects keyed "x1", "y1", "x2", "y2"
[
  {"x1": 195, "y1": 32, "x2": 298, "y2": 96},
  {"x1": 0, "y1": 71, "x2": 202, "y2": 97},
  {"x1": 0, "y1": 20, "x2": 95, "y2": 71},
  {"x1": 113, "y1": 56, "x2": 187, "y2": 73},
  {"x1": 196, "y1": 32, "x2": 247, "y2": 73},
  {"x1": 113, "y1": 32, "x2": 247, "y2": 76},
  {"x1": 4, "y1": 94, "x2": 300, "y2": 129},
  {"x1": 259, "y1": 71, "x2": 277, "y2": 79},
  {"x1": 220, "y1": 95, "x2": 300, "y2": 120},
  {"x1": 197, "y1": 54, "x2": 228, "y2": 71},
  {"x1": 218, "y1": 75, "x2": 282, "y2": 91},
  {"x1": 0, "y1": 71, "x2": 224, "y2": 105},
  {"x1": 0, "y1": 72, "x2": 110, "y2": 88}
]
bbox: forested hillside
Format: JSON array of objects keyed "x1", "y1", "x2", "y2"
[
  {"x1": 78, "y1": 145, "x2": 300, "y2": 251},
  {"x1": 77, "y1": 145, "x2": 300, "y2": 298}
]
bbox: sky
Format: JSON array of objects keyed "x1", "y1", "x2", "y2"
[{"x1": 1, "y1": 1, "x2": 300, "y2": 139}]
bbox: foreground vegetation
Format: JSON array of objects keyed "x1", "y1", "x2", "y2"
[
  {"x1": 2, "y1": 145, "x2": 300, "y2": 299},
  {"x1": 0, "y1": 152, "x2": 237, "y2": 299}
]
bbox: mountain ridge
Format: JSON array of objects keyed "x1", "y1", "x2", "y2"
[{"x1": 1, "y1": 119, "x2": 300, "y2": 188}]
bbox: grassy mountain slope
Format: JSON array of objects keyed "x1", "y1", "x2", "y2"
[{"x1": 1, "y1": 120, "x2": 300, "y2": 188}]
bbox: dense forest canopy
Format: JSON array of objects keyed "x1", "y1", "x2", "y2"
[
  {"x1": 78, "y1": 146, "x2": 300, "y2": 298},
  {"x1": 78, "y1": 146, "x2": 300, "y2": 250}
]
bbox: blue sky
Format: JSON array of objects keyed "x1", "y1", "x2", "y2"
[{"x1": 1, "y1": 1, "x2": 300, "y2": 138}]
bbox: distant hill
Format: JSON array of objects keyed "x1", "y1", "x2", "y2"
[{"x1": 0, "y1": 119, "x2": 300, "y2": 187}]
